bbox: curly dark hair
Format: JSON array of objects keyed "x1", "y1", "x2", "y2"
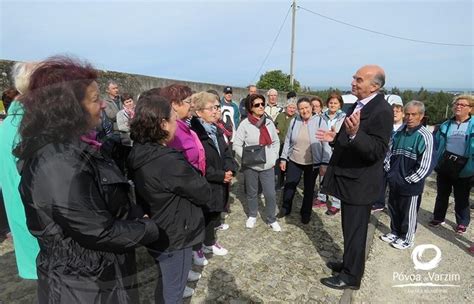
[
  {"x1": 130, "y1": 90, "x2": 172, "y2": 144},
  {"x1": 14, "y1": 55, "x2": 98, "y2": 160},
  {"x1": 245, "y1": 93, "x2": 266, "y2": 113},
  {"x1": 159, "y1": 84, "x2": 192, "y2": 104}
]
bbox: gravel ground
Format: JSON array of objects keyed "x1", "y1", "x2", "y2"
[
  {"x1": 353, "y1": 175, "x2": 473, "y2": 304},
  {"x1": 0, "y1": 173, "x2": 472, "y2": 303}
]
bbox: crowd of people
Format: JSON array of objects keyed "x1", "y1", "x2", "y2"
[{"x1": 0, "y1": 56, "x2": 472, "y2": 303}]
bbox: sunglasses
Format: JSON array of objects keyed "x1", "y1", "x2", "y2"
[{"x1": 253, "y1": 102, "x2": 265, "y2": 108}]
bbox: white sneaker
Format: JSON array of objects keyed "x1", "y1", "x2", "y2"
[
  {"x1": 269, "y1": 221, "x2": 282, "y2": 232},
  {"x1": 187, "y1": 270, "x2": 201, "y2": 282},
  {"x1": 380, "y1": 233, "x2": 398, "y2": 243},
  {"x1": 391, "y1": 239, "x2": 414, "y2": 250},
  {"x1": 246, "y1": 217, "x2": 257, "y2": 228},
  {"x1": 215, "y1": 223, "x2": 229, "y2": 231},
  {"x1": 203, "y1": 242, "x2": 228, "y2": 256},
  {"x1": 183, "y1": 286, "x2": 194, "y2": 298},
  {"x1": 192, "y1": 249, "x2": 208, "y2": 266}
]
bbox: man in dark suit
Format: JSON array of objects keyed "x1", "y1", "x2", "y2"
[{"x1": 317, "y1": 65, "x2": 393, "y2": 290}]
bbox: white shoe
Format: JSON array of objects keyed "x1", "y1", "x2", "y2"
[
  {"x1": 192, "y1": 249, "x2": 208, "y2": 266},
  {"x1": 183, "y1": 286, "x2": 194, "y2": 298},
  {"x1": 203, "y1": 242, "x2": 228, "y2": 256},
  {"x1": 391, "y1": 239, "x2": 414, "y2": 250},
  {"x1": 215, "y1": 223, "x2": 229, "y2": 231},
  {"x1": 187, "y1": 270, "x2": 201, "y2": 282},
  {"x1": 269, "y1": 221, "x2": 282, "y2": 232},
  {"x1": 380, "y1": 233, "x2": 398, "y2": 243},
  {"x1": 246, "y1": 216, "x2": 257, "y2": 228}
]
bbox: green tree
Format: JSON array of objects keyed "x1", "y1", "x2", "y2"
[{"x1": 257, "y1": 70, "x2": 301, "y2": 92}]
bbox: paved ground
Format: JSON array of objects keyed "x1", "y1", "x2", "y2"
[{"x1": 0, "y1": 173, "x2": 472, "y2": 303}]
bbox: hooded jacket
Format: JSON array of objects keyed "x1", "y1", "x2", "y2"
[
  {"x1": 190, "y1": 118, "x2": 238, "y2": 212},
  {"x1": 18, "y1": 141, "x2": 160, "y2": 304},
  {"x1": 128, "y1": 142, "x2": 212, "y2": 252}
]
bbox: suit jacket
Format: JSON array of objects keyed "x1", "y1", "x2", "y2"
[{"x1": 321, "y1": 93, "x2": 392, "y2": 205}]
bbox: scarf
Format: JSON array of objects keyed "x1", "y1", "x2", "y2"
[
  {"x1": 80, "y1": 130, "x2": 102, "y2": 151},
  {"x1": 216, "y1": 119, "x2": 232, "y2": 142},
  {"x1": 247, "y1": 114, "x2": 272, "y2": 146},
  {"x1": 200, "y1": 118, "x2": 221, "y2": 155},
  {"x1": 124, "y1": 106, "x2": 135, "y2": 119}
]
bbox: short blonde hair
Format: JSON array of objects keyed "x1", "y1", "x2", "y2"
[
  {"x1": 190, "y1": 91, "x2": 218, "y2": 111},
  {"x1": 453, "y1": 95, "x2": 473, "y2": 107}
]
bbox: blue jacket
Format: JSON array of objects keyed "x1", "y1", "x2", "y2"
[
  {"x1": 435, "y1": 116, "x2": 474, "y2": 178},
  {"x1": 384, "y1": 124, "x2": 435, "y2": 196},
  {"x1": 280, "y1": 114, "x2": 332, "y2": 166}
]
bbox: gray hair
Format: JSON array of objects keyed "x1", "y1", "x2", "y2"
[
  {"x1": 11, "y1": 61, "x2": 39, "y2": 94},
  {"x1": 372, "y1": 72, "x2": 385, "y2": 89},
  {"x1": 404, "y1": 100, "x2": 425, "y2": 115},
  {"x1": 267, "y1": 88, "x2": 278, "y2": 96},
  {"x1": 106, "y1": 80, "x2": 118, "y2": 88}
]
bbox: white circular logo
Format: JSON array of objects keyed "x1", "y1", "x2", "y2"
[{"x1": 411, "y1": 244, "x2": 442, "y2": 270}]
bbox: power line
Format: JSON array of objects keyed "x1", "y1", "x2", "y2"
[
  {"x1": 298, "y1": 6, "x2": 474, "y2": 47},
  {"x1": 252, "y1": 5, "x2": 292, "y2": 83}
]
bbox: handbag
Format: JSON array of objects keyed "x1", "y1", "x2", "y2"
[
  {"x1": 435, "y1": 151, "x2": 468, "y2": 179},
  {"x1": 242, "y1": 144, "x2": 266, "y2": 166}
]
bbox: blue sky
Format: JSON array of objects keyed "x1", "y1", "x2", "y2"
[{"x1": 1, "y1": 0, "x2": 473, "y2": 91}]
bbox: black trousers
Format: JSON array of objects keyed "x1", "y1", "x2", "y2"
[
  {"x1": 0, "y1": 191, "x2": 9, "y2": 235},
  {"x1": 433, "y1": 173, "x2": 472, "y2": 226},
  {"x1": 339, "y1": 202, "x2": 371, "y2": 286},
  {"x1": 203, "y1": 211, "x2": 221, "y2": 246},
  {"x1": 282, "y1": 160, "x2": 318, "y2": 218}
]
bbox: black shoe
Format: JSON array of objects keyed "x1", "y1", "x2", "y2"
[
  {"x1": 320, "y1": 276, "x2": 360, "y2": 290},
  {"x1": 301, "y1": 215, "x2": 311, "y2": 224},
  {"x1": 277, "y1": 208, "x2": 290, "y2": 218},
  {"x1": 326, "y1": 261, "x2": 343, "y2": 273}
]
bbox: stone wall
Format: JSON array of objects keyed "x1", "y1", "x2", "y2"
[{"x1": 0, "y1": 59, "x2": 290, "y2": 106}]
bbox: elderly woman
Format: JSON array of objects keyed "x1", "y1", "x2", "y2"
[
  {"x1": 279, "y1": 97, "x2": 332, "y2": 224},
  {"x1": 116, "y1": 92, "x2": 135, "y2": 146},
  {"x1": 430, "y1": 95, "x2": 473, "y2": 234},
  {"x1": 314, "y1": 92, "x2": 346, "y2": 215},
  {"x1": 14, "y1": 56, "x2": 160, "y2": 303},
  {"x1": 160, "y1": 84, "x2": 206, "y2": 175},
  {"x1": 234, "y1": 94, "x2": 281, "y2": 231},
  {"x1": 127, "y1": 91, "x2": 211, "y2": 304},
  {"x1": 310, "y1": 96, "x2": 324, "y2": 116},
  {"x1": 158, "y1": 84, "x2": 207, "y2": 288},
  {"x1": 0, "y1": 62, "x2": 40, "y2": 280},
  {"x1": 190, "y1": 92, "x2": 237, "y2": 257}
]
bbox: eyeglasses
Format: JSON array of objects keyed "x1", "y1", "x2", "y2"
[
  {"x1": 253, "y1": 102, "x2": 265, "y2": 108},
  {"x1": 453, "y1": 103, "x2": 471, "y2": 108},
  {"x1": 202, "y1": 105, "x2": 219, "y2": 111}
]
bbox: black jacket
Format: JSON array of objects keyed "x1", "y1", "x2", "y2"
[
  {"x1": 322, "y1": 93, "x2": 393, "y2": 205},
  {"x1": 18, "y1": 141, "x2": 160, "y2": 304},
  {"x1": 128, "y1": 142, "x2": 212, "y2": 252},
  {"x1": 191, "y1": 118, "x2": 238, "y2": 212}
]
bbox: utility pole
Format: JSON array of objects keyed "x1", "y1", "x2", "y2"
[{"x1": 290, "y1": 0, "x2": 296, "y2": 89}]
